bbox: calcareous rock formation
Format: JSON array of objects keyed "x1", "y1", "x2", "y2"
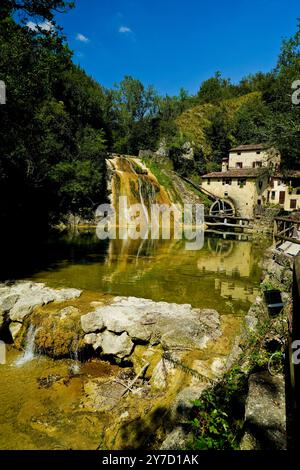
[{"x1": 81, "y1": 296, "x2": 221, "y2": 360}]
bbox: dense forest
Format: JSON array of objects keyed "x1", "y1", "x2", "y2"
[{"x1": 1, "y1": 1, "x2": 300, "y2": 232}]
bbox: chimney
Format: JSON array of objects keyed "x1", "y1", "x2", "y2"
[{"x1": 222, "y1": 158, "x2": 229, "y2": 173}]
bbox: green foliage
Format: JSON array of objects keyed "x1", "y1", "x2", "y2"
[
  {"x1": 189, "y1": 310, "x2": 287, "y2": 451},
  {"x1": 197, "y1": 71, "x2": 238, "y2": 104},
  {"x1": 0, "y1": 5, "x2": 108, "y2": 230},
  {"x1": 1, "y1": 1, "x2": 300, "y2": 234},
  {"x1": 0, "y1": 0, "x2": 74, "y2": 22},
  {"x1": 142, "y1": 157, "x2": 182, "y2": 203},
  {"x1": 111, "y1": 76, "x2": 159, "y2": 154},
  {"x1": 189, "y1": 368, "x2": 246, "y2": 450}
]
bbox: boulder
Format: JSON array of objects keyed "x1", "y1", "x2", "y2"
[
  {"x1": 170, "y1": 385, "x2": 208, "y2": 422},
  {"x1": 84, "y1": 333, "x2": 102, "y2": 350},
  {"x1": 181, "y1": 141, "x2": 194, "y2": 160},
  {"x1": 101, "y1": 331, "x2": 134, "y2": 359},
  {"x1": 9, "y1": 285, "x2": 82, "y2": 322},
  {"x1": 84, "y1": 331, "x2": 134, "y2": 359},
  {"x1": 9, "y1": 322, "x2": 23, "y2": 341},
  {"x1": 0, "y1": 309, "x2": 5, "y2": 331},
  {"x1": 58, "y1": 306, "x2": 80, "y2": 320},
  {"x1": 0, "y1": 294, "x2": 19, "y2": 313},
  {"x1": 81, "y1": 310, "x2": 105, "y2": 333},
  {"x1": 160, "y1": 427, "x2": 192, "y2": 450},
  {"x1": 81, "y1": 297, "x2": 221, "y2": 352},
  {"x1": 150, "y1": 358, "x2": 176, "y2": 390},
  {"x1": 241, "y1": 371, "x2": 287, "y2": 450}
]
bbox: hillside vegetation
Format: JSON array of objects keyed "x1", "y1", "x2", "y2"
[
  {"x1": 1, "y1": 1, "x2": 300, "y2": 233},
  {"x1": 176, "y1": 92, "x2": 262, "y2": 158}
]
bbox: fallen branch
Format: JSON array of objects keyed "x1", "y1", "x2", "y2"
[
  {"x1": 121, "y1": 362, "x2": 150, "y2": 397},
  {"x1": 113, "y1": 378, "x2": 134, "y2": 393}
]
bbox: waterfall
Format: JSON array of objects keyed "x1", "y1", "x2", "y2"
[
  {"x1": 15, "y1": 324, "x2": 38, "y2": 367},
  {"x1": 126, "y1": 158, "x2": 149, "y2": 223},
  {"x1": 107, "y1": 156, "x2": 172, "y2": 221},
  {"x1": 69, "y1": 344, "x2": 81, "y2": 375}
]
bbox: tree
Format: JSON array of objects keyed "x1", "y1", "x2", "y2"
[
  {"x1": 0, "y1": 5, "x2": 109, "y2": 232},
  {"x1": 231, "y1": 96, "x2": 270, "y2": 145},
  {"x1": 0, "y1": 0, "x2": 74, "y2": 21},
  {"x1": 204, "y1": 105, "x2": 233, "y2": 165},
  {"x1": 112, "y1": 76, "x2": 159, "y2": 153},
  {"x1": 197, "y1": 72, "x2": 236, "y2": 104},
  {"x1": 266, "y1": 21, "x2": 300, "y2": 168}
]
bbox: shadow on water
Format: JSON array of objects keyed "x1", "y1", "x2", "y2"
[{"x1": 0, "y1": 229, "x2": 110, "y2": 281}]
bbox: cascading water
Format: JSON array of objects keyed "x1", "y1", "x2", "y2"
[
  {"x1": 69, "y1": 340, "x2": 81, "y2": 375},
  {"x1": 107, "y1": 156, "x2": 172, "y2": 222},
  {"x1": 14, "y1": 325, "x2": 38, "y2": 367}
]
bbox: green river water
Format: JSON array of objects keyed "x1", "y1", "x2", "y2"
[{"x1": 0, "y1": 231, "x2": 268, "y2": 449}]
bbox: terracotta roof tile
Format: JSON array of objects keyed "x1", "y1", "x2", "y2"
[{"x1": 202, "y1": 168, "x2": 268, "y2": 178}]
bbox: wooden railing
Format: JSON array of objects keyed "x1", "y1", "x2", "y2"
[{"x1": 274, "y1": 216, "x2": 300, "y2": 247}]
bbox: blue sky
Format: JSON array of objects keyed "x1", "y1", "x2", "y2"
[{"x1": 56, "y1": 0, "x2": 300, "y2": 95}]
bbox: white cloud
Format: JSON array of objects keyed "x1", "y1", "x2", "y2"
[
  {"x1": 26, "y1": 20, "x2": 54, "y2": 32},
  {"x1": 76, "y1": 33, "x2": 90, "y2": 43},
  {"x1": 119, "y1": 26, "x2": 132, "y2": 34}
]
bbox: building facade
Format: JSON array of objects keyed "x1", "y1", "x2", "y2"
[
  {"x1": 202, "y1": 144, "x2": 300, "y2": 218},
  {"x1": 267, "y1": 172, "x2": 300, "y2": 211}
]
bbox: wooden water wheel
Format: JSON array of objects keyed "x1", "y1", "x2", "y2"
[{"x1": 209, "y1": 199, "x2": 236, "y2": 218}]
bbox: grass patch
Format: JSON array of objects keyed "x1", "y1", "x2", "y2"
[{"x1": 142, "y1": 158, "x2": 183, "y2": 204}]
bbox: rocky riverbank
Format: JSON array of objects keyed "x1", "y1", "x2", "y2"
[
  {"x1": 186, "y1": 246, "x2": 293, "y2": 451},
  {"x1": 1, "y1": 241, "x2": 292, "y2": 451},
  {"x1": 0, "y1": 279, "x2": 243, "y2": 449}
]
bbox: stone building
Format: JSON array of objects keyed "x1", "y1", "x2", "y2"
[
  {"x1": 201, "y1": 144, "x2": 300, "y2": 218},
  {"x1": 267, "y1": 171, "x2": 300, "y2": 212}
]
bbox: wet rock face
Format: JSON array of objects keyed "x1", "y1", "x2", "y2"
[
  {"x1": 0, "y1": 281, "x2": 82, "y2": 343},
  {"x1": 0, "y1": 291, "x2": 19, "y2": 333},
  {"x1": 81, "y1": 296, "x2": 221, "y2": 362},
  {"x1": 0, "y1": 282, "x2": 82, "y2": 324},
  {"x1": 9, "y1": 284, "x2": 82, "y2": 322}
]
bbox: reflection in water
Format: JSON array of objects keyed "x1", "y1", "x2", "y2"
[
  {"x1": 198, "y1": 239, "x2": 254, "y2": 278},
  {"x1": 0, "y1": 231, "x2": 269, "y2": 450},
  {"x1": 27, "y1": 232, "x2": 266, "y2": 315}
]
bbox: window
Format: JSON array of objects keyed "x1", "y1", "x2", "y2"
[
  {"x1": 236, "y1": 162, "x2": 243, "y2": 169},
  {"x1": 256, "y1": 151, "x2": 261, "y2": 155},
  {"x1": 223, "y1": 178, "x2": 232, "y2": 185},
  {"x1": 237, "y1": 152, "x2": 241, "y2": 155},
  {"x1": 256, "y1": 162, "x2": 262, "y2": 168},
  {"x1": 238, "y1": 178, "x2": 246, "y2": 187},
  {"x1": 224, "y1": 192, "x2": 228, "y2": 197},
  {"x1": 207, "y1": 178, "x2": 210, "y2": 185},
  {"x1": 290, "y1": 199, "x2": 297, "y2": 209},
  {"x1": 252, "y1": 162, "x2": 256, "y2": 168},
  {"x1": 271, "y1": 191, "x2": 276, "y2": 200}
]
